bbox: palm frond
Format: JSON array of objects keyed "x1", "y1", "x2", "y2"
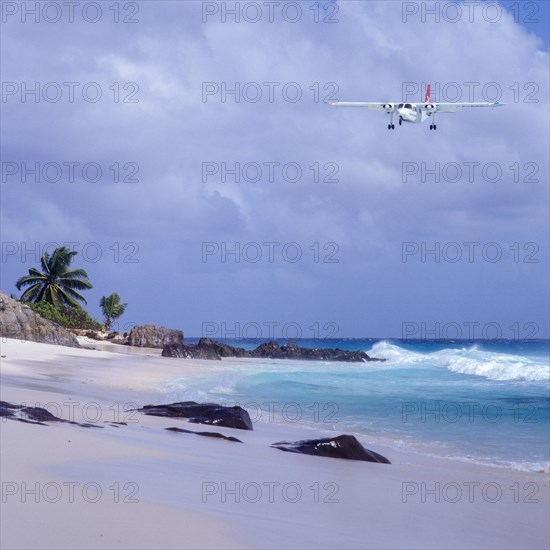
[
  {"x1": 40, "y1": 252, "x2": 52, "y2": 275},
  {"x1": 16, "y1": 273, "x2": 47, "y2": 290},
  {"x1": 51, "y1": 247, "x2": 78, "y2": 273},
  {"x1": 20, "y1": 284, "x2": 43, "y2": 303},
  {"x1": 58, "y1": 277, "x2": 93, "y2": 291},
  {"x1": 59, "y1": 287, "x2": 88, "y2": 307},
  {"x1": 59, "y1": 286, "x2": 88, "y2": 306},
  {"x1": 61, "y1": 268, "x2": 91, "y2": 280}
]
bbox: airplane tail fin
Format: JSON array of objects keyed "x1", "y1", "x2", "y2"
[{"x1": 424, "y1": 84, "x2": 431, "y2": 103}]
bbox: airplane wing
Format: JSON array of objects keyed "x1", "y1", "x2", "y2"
[
  {"x1": 328, "y1": 101, "x2": 505, "y2": 112},
  {"x1": 327, "y1": 102, "x2": 397, "y2": 111},
  {"x1": 424, "y1": 102, "x2": 505, "y2": 113}
]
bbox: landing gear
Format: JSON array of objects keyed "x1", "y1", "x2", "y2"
[
  {"x1": 429, "y1": 124, "x2": 437, "y2": 130},
  {"x1": 399, "y1": 118, "x2": 402, "y2": 126},
  {"x1": 387, "y1": 112, "x2": 395, "y2": 130}
]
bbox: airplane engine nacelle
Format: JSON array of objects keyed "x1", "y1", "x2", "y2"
[
  {"x1": 383, "y1": 103, "x2": 394, "y2": 113},
  {"x1": 424, "y1": 103, "x2": 436, "y2": 115}
]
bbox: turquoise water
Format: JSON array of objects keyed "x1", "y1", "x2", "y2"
[{"x1": 166, "y1": 339, "x2": 550, "y2": 472}]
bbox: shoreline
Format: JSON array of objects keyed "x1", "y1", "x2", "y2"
[
  {"x1": 1, "y1": 338, "x2": 549, "y2": 549},
  {"x1": 5, "y1": 336, "x2": 549, "y2": 473}
]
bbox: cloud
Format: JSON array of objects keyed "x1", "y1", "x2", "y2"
[{"x1": 1, "y1": 1, "x2": 548, "y2": 336}]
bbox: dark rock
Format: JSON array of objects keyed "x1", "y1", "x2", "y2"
[
  {"x1": 162, "y1": 339, "x2": 384, "y2": 362},
  {"x1": 198, "y1": 338, "x2": 248, "y2": 357},
  {"x1": 162, "y1": 338, "x2": 247, "y2": 360},
  {"x1": 127, "y1": 324, "x2": 183, "y2": 348},
  {"x1": 0, "y1": 401, "x2": 19, "y2": 417},
  {"x1": 250, "y1": 341, "x2": 285, "y2": 358},
  {"x1": 0, "y1": 401, "x2": 19, "y2": 409},
  {"x1": 271, "y1": 435, "x2": 391, "y2": 464},
  {"x1": 137, "y1": 401, "x2": 253, "y2": 430},
  {"x1": 20, "y1": 406, "x2": 64, "y2": 423},
  {"x1": 166, "y1": 426, "x2": 242, "y2": 442},
  {"x1": 250, "y1": 342, "x2": 380, "y2": 362},
  {"x1": 0, "y1": 400, "x2": 102, "y2": 428},
  {"x1": 0, "y1": 292, "x2": 80, "y2": 347},
  {"x1": 162, "y1": 343, "x2": 219, "y2": 360}
]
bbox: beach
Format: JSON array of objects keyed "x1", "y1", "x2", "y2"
[{"x1": 1, "y1": 338, "x2": 549, "y2": 550}]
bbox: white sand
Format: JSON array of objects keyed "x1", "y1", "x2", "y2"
[{"x1": 1, "y1": 338, "x2": 548, "y2": 549}]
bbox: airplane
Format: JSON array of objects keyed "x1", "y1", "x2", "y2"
[{"x1": 327, "y1": 84, "x2": 504, "y2": 130}]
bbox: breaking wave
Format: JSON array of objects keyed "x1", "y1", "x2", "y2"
[{"x1": 370, "y1": 341, "x2": 549, "y2": 382}]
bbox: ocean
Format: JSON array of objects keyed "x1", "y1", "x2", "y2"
[{"x1": 164, "y1": 339, "x2": 550, "y2": 473}]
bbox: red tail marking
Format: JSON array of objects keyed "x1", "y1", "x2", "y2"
[{"x1": 425, "y1": 84, "x2": 431, "y2": 103}]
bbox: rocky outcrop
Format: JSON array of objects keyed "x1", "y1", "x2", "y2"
[
  {"x1": 162, "y1": 338, "x2": 248, "y2": 360},
  {"x1": 271, "y1": 435, "x2": 391, "y2": 464},
  {"x1": 197, "y1": 338, "x2": 248, "y2": 357},
  {"x1": 127, "y1": 324, "x2": 183, "y2": 348},
  {"x1": 136, "y1": 401, "x2": 253, "y2": 430},
  {"x1": 250, "y1": 342, "x2": 380, "y2": 362},
  {"x1": 0, "y1": 292, "x2": 80, "y2": 347},
  {"x1": 162, "y1": 338, "x2": 384, "y2": 362},
  {"x1": 162, "y1": 343, "x2": 218, "y2": 360}
]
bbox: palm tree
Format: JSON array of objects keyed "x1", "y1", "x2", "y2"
[
  {"x1": 16, "y1": 246, "x2": 93, "y2": 307},
  {"x1": 100, "y1": 293, "x2": 127, "y2": 331}
]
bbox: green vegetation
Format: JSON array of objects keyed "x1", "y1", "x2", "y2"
[
  {"x1": 29, "y1": 301, "x2": 102, "y2": 331},
  {"x1": 16, "y1": 246, "x2": 93, "y2": 307},
  {"x1": 100, "y1": 293, "x2": 128, "y2": 331},
  {"x1": 15, "y1": 246, "x2": 128, "y2": 333}
]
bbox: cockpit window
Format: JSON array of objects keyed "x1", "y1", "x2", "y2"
[
  {"x1": 398, "y1": 103, "x2": 404, "y2": 108},
  {"x1": 405, "y1": 103, "x2": 412, "y2": 109}
]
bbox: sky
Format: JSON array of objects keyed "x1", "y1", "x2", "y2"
[{"x1": 1, "y1": 0, "x2": 549, "y2": 340}]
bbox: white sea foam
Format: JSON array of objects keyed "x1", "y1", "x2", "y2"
[
  {"x1": 370, "y1": 341, "x2": 549, "y2": 382},
  {"x1": 435, "y1": 347, "x2": 549, "y2": 382},
  {"x1": 369, "y1": 341, "x2": 428, "y2": 364}
]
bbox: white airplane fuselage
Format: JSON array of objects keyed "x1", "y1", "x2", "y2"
[{"x1": 397, "y1": 104, "x2": 431, "y2": 124}]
